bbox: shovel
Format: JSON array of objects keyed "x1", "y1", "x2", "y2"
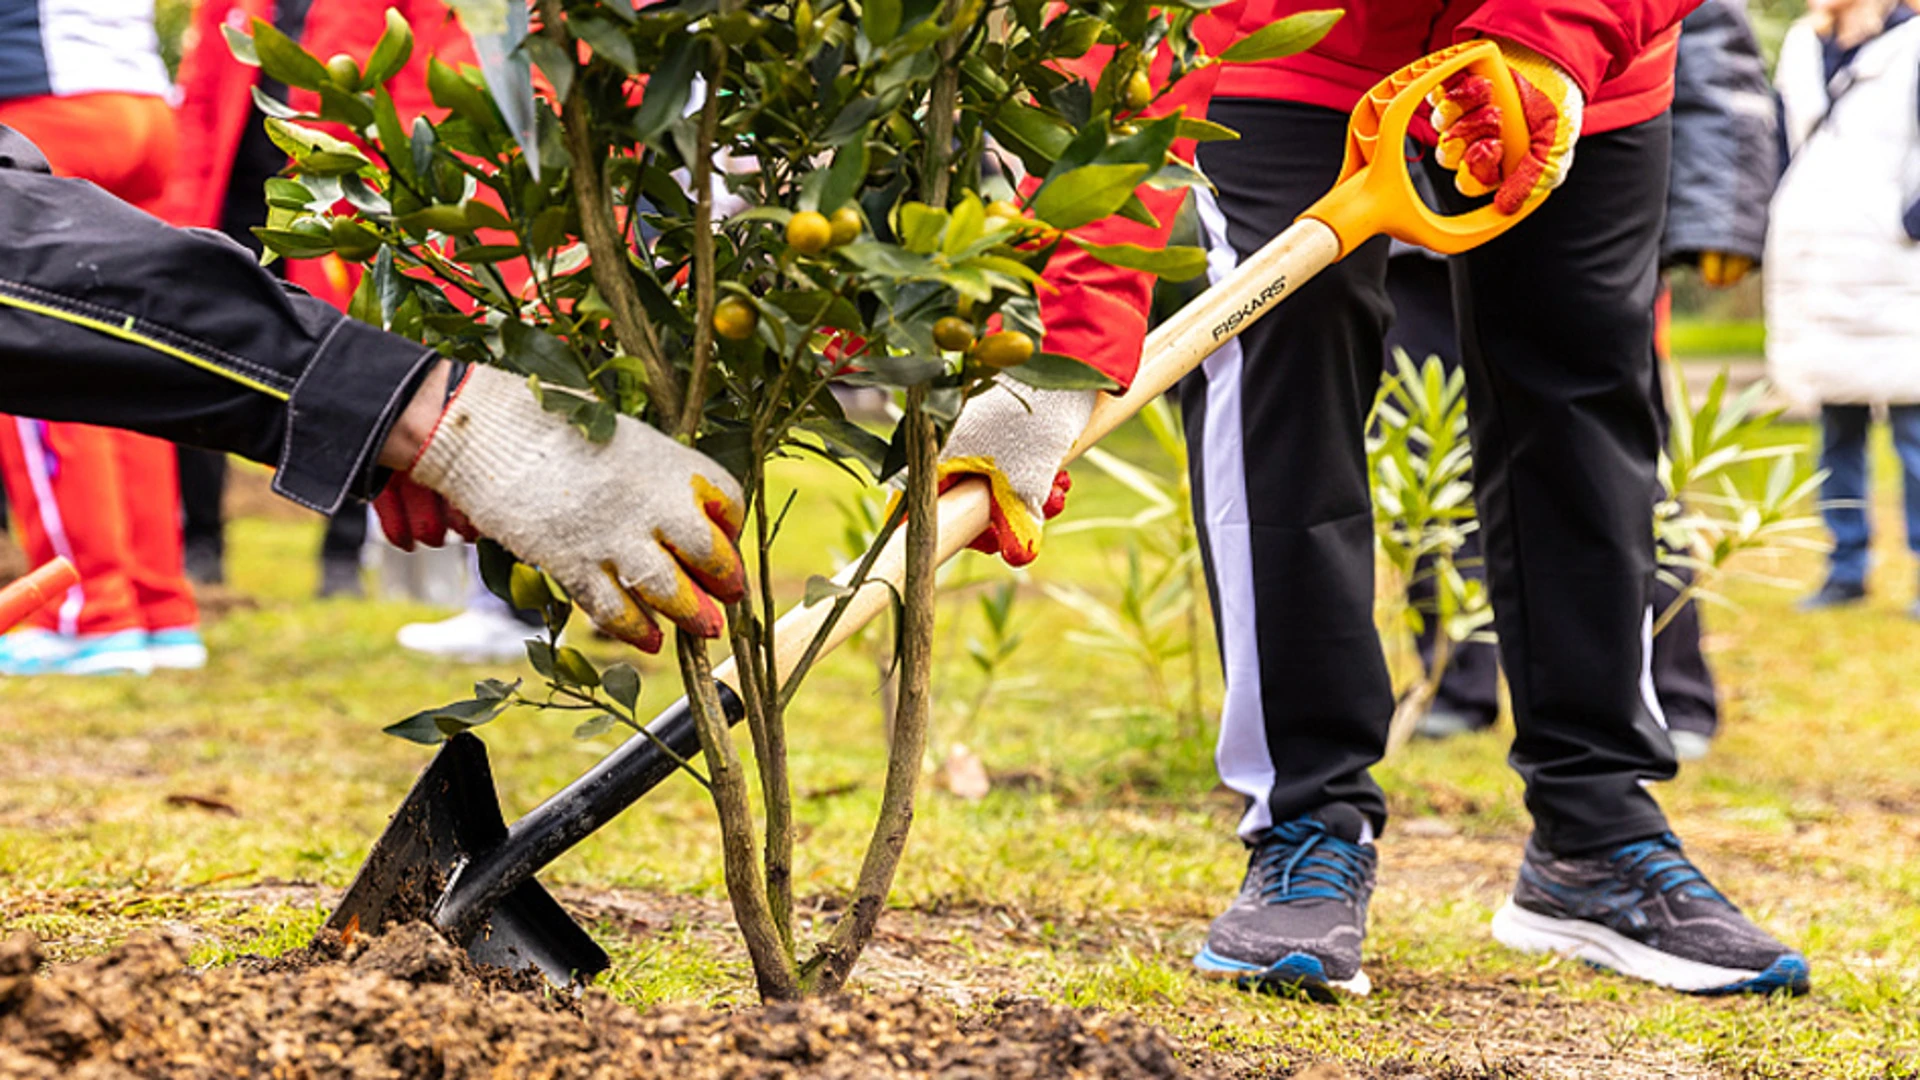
[{"x1": 326, "y1": 39, "x2": 1540, "y2": 984}]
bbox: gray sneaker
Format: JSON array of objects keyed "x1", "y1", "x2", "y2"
[
  {"x1": 1193, "y1": 804, "x2": 1377, "y2": 1000},
  {"x1": 1491, "y1": 833, "x2": 1808, "y2": 995}
]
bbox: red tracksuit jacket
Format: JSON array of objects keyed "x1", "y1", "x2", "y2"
[{"x1": 1046, "y1": 0, "x2": 1702, "y2": 390}]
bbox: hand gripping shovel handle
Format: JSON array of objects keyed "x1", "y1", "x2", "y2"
[
  {"x1": 427, "y1": 42, "x2": 1543, "y2": 943},
  {"x1": 0, "y1": 558, "x2": 78, "y2": 634}
]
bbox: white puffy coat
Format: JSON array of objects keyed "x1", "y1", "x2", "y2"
[{"x1": 1765, "y1": 15, "x2": 1920, "y2": 408}]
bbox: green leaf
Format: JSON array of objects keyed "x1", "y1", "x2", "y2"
[
  {"x1": 1030, "y1": 163, "x2": 1151, "y2": 231},
  {"x1": 555, "y1": 646, "x2": 600, "y2": 688},
  {"x1": 315, "y1": 84, "x2": 375, "y2": 130},
  {"x1": 520, "y1": 33, "x2": 574, "y2": 105},
  {"x1": 896, "y1": 203, "x2": 948, "y2": 254},
  {"x1": 572, "y1": 15, "x2": 638, "y2": 75},
  {"x1": 250, "y1": 17, "x2": 330, "y2": 91},
  {"x1": 1001, "y1": 352, "x2": 1122, "y2": 391},
  {"x1": 363, "y1": 8, "x2": 415, "y2": 85},
  {"x1": 803, "y1": 416, "x2": 891, "y2": 475},
  {"x1": 223, "y1": 22, "x2": 260, "y2": 66},
  {"x1": 426, "y1": 56, "x2": 499, "y2": 135},
  {"x1": 767, "y1": 290, "x2": 862, "y2": 331},
  {"x1": 451, "y1": 243, "x2": 522, "y2": 264},
  {"x1": 633, "y1": 36, "x2": 698, "y2": 144},
  {"x1": 602, "y1": 663, "x2": 642, "y2": 711},
  {"x1": 574, "y1": 714, "x2": 618, "y2": 740},
  {"x1": 1177, "y1": 116, "x2": 1240, "y2": 142},
  {"x1": 944, "y1": 195, "x2": 985, "y2": 256},
  {"x1": 263, "y1": 177, "x2": 313, "y2": 210},
  {"x1": 526, "y1": 639, "x2": 558, "y2": 679},
  {"x1": 817, "y1": 137, "x2": 868, "y2": 214},
  {"x1": 383, "y1": 711, "x2": 453, "y2": 745},
  {"x1": 1071, "y1": 240, "x2": 1209, "y2": 282},
  {"x1": 1218, "y1": 9, "x2": 1342, "y2": 64},
  {"x1": 805, "y1": 574, "x2": 855, "y2": 606},
  {"x1": 474, "y1": 677, "x2": 519, "y2": 701},
  {"x1": 837, "y1": 240, "x2": 935, "y2": 278},
  {"x1": 252, "y1": 227, "x2": 337, "y2": 259},
  {"x1": 248, "y1": 85, "x2": 301, "y2": 120},
  {"x1": 383, "y1": 698, "x2": 506, "y2": 744},
  {"x1": 860, "y1": 352, "x2": 946, "y2": 386},
  {"x1": 509, "y1": 562, "x2": 550, "y2": 611},
  {"x1": 396, "y1": 203, "x2": 473, "y2": 237},
  {"x1": 863, "y1": 0, "x2": 902, "y2": 45},
  {"x1": 500, "y1": 319, "x2": 591, "y2": 390},
  {"x1": 987, "y1": 100, "x2": 1073, "y2": 175},
  {"x1": 477, "y1": 539, "x2": 518, "y2": 604}
]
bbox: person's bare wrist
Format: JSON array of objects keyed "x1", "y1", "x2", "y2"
[{"x1": 377, "y1": 359, "x2": 452, "y2": 471}]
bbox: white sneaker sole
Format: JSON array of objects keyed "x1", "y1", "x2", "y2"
[
  {"x1": 148, "y1": 643, "x2": 209, "y2": 670},
  {"x1": 1491, "y1": 900, "x2": 1769, "y2": 993},
  {"x1": 58, "y1": 650, "x2": 154, "y2": 676}
]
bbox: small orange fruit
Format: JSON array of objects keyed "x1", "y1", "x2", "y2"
[
  {"x1": 828, "y1": 205, "x2": 863, "y2": 246},
  {"x1": 932, "y1": 316, "x2": 976, "y2": 353},
  {"x1": 1125, "y1": 69, "x2": 1153, "y2": 111},
  {"x1": 713, "y1": 297, "x2": 759, "y2": 341},
  {"x1": 971, "y1": 330, "x2": 1035, "y2": 369},
  {"x1": 786, "y1": 210, "x2": 833, "y2": 255},
  {"x1": 327, "y1": 53, "x2": 361, "y2": 91}
]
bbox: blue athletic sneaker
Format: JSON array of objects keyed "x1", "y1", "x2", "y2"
[
  {"x1": 1492, "y1": 833, "x2": 1809, "y2": 995},
  {"x1": 1194, "y1": 804, "x2": 1377, "y2": 1000},
  {"x1": 0, "y1": 628, "x2": 152, "y2": 676}
]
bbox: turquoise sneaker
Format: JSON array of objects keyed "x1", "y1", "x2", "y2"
[
  {"x1": 0, "y1": 628, "x2": 152, "y2": 676},
  {"x1": 147, "y1": 627, "x2": 208, "y2": 671}
]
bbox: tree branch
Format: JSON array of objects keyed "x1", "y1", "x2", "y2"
[
  {"x1": 539, "y1": 0, "x2": 681, "y2": 424},
  {"x1": 804, "y1": 387, "x2": 938, "y2": 994},
  {"x1": 676, "y1": 632, "x2": 799, "y2": 999},
  {"x1": 677, "y1": 36, "x2": 730, "y2": 437}
]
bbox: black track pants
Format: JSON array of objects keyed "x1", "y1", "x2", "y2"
[{"x1": 1187, "y1": 100, "x2": 1677, "y2": 854}]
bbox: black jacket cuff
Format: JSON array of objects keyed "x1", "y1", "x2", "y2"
[{"x1": 272, "y1": 313, "x2": 438, "y2": 514}]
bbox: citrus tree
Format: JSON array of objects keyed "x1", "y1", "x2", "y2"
[{"x1": 234, "y1": 0, "x2": 1333, "y2": 999}]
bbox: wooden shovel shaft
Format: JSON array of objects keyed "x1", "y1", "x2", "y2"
[
  {"x1": 0, "y1": 558, "x2": 78, "y2": 634},
  {"x1": 714, "y1": 217, "x2": 1342, "y2": 692}
]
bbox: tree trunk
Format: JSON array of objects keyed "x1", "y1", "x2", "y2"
[{"x1": 802, "y1": 389, "x2": 938, "y2": 994}]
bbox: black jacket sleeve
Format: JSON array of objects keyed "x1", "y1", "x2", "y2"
[
  {"x1": 0, "y1": 125, "x2": 436, "y2": 514},
  {"x1": 1664, "y1": 0, "x2": 1779, "y2": 266}
]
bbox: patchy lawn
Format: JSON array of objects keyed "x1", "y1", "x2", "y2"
[{"x1": 1, "y1": 423, "x2": 1916, "y2": 1078}]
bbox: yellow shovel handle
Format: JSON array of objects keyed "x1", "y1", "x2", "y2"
[{"x1": 1301, "y1": 39, "x2": 1540, "y2": 256}]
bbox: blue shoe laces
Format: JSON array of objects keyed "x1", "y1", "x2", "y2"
[
  {"x1": 1608, "y1": 834, "x2": 1727, "y2": 905},
  {"x1": 1251, "y1": 819, "x2": 1372, "y2": 905}
]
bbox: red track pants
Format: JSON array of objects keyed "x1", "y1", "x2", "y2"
[{"x1": 0, "y1": 93, "x2": 198, "y2": 635}]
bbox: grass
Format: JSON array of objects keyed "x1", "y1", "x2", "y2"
[
  {"x1": 1669, "y1": 317, "x2": 1766, "y2": 359},
  {"x1": 2, "y1": 421, "x2": 1918, "y2": 1077}
]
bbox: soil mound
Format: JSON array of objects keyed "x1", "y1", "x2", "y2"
[{"x1": 0, "y1": 926, "x2": 1195, "y2": 1079}]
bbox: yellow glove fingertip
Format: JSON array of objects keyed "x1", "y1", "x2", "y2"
[{"x1": 1453, "y1": 168, "x2": 1494, "y2": 199}]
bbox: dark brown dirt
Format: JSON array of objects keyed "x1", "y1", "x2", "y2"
[{"x1": 0, "y1": 924, "x2": 1206, "y2": 1079}]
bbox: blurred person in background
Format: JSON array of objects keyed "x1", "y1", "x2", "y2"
[
  {"x1": 0, "y1": 0, "x2": 205, "y2": 675},
  {"x1": 1768, "y1": 0, "x2": 1920, "y2": 615},
  {"x1": 1396, "y1": 0, "x2": 1778, "y2": 763},
  {"x1": 165, "y1": 0, "x2": 537, "y2": 656},
  {"x1": 162, "y1": 0, "x2": 375, "y2": 598},
  {"x1": 290, "y1": 0, "x2": 541, "y2": 657}
]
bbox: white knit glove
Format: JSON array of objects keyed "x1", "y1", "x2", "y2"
[
  {"x1": 409, "y1": 365, "x2": 747, "y2": 653},
  {"x1": 935, "y1": 381, "x2": 1094, "y2": 566}
]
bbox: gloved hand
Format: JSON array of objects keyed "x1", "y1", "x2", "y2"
[
  {"x1": 1429, "y1": 41, "x2": 1584, "y2": 215},
  {"x1": 1698, "y1": 251, "x2": 1753, "y2": 288},
  {"x1": 936, "y1": 380, "x2": 1094, "y2": 567},
  {"x1": 403, "y1": 365, "x2": 747, "y2": 652},
  {"x1": 374, "y1": 474, "x2": 479, "y2": 550}
]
